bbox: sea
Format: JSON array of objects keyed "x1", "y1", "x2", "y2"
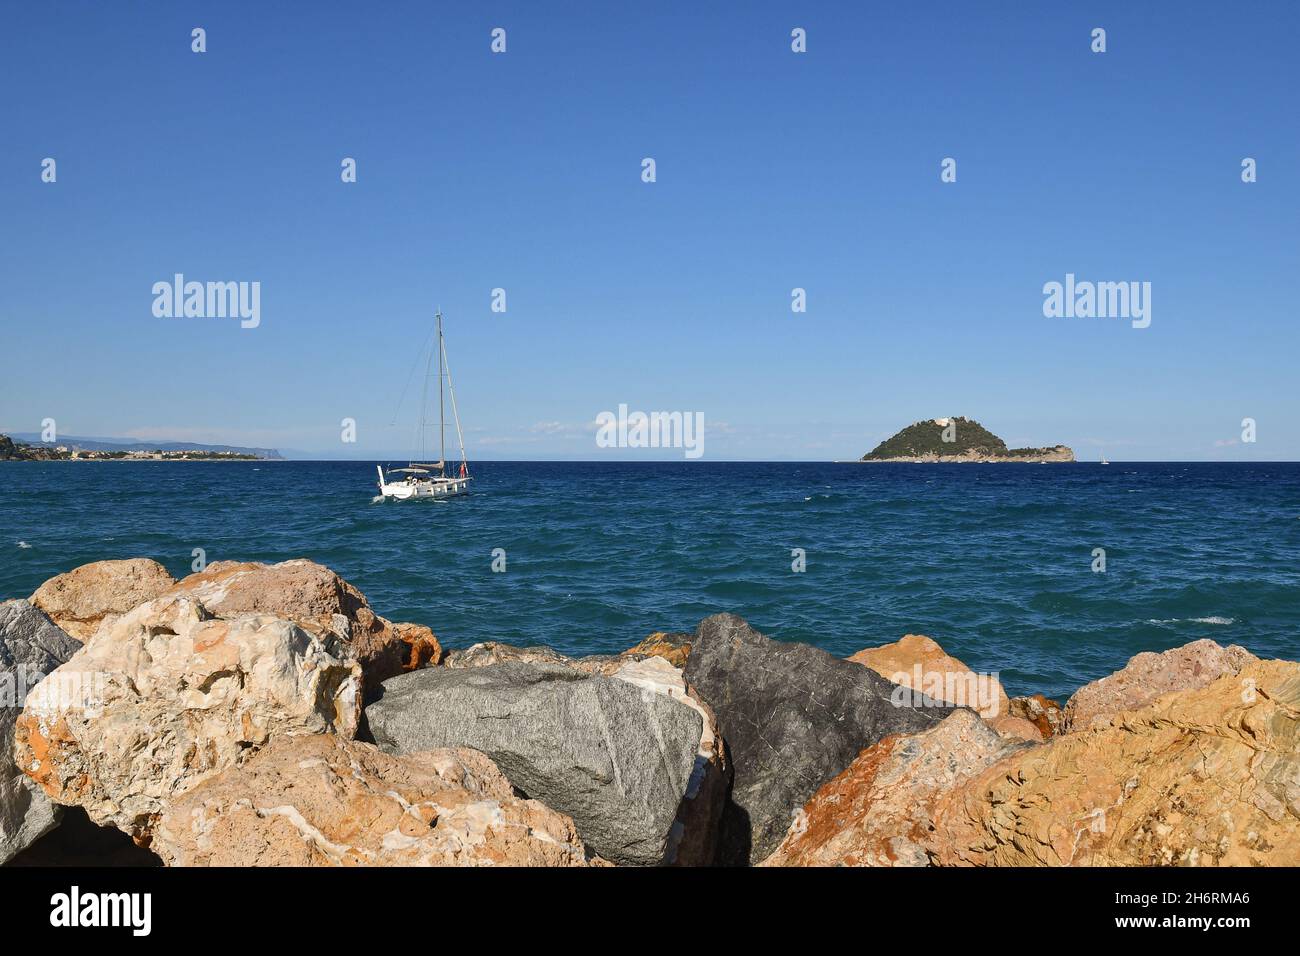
[{"x1": 2, "y1": 460, "x2": 1298, "y2": 700}]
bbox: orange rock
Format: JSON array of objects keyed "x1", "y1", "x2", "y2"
[
  {"x1": 1007, "y1": 693, "x2": 1064, "y2": 738},
  {"x1": 848, "y1": 634, "x2": 1009, "y2": 719},
  {"x1": 761, "y1": 710, "x2": 1024, "y2": 867},
  {"x1": 165, "y1": 559, "x2": 432, "y2": 693},
  {"x1": 624, "y1": 632, "x2": 692, "y2": 669},
  {"x1": 30, "y1": 558, "x2": 176, "y2": 641},
  {"x1": 392, "y1": 622, "x2": 444, "y2": 669},
  {"x1": 930, "y1": 659, "x2": 1300, "y2": 866},
  {"x1": 153, "y1": 734, "x2": 594, "y2": 867},
  {"x1": 985, "y1": 714, "x2": 1044, "y2": 743},
  {"x1": 14, "y1": 595, "x2": 362, "y2": 845},
  {"x1": 1062, "y1": 639, "x2": 1256, "y2": 732}
]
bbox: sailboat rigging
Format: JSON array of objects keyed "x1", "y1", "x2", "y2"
[{"x1": 376, "y1": 309, "x2": 471, "y2": 499}]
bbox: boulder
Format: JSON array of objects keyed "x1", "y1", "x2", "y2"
[
  {"x1": 598, "y1": 655, "x2": 728, "y2": 865},
  {"x1": 1063, "y1": 639, "x2": 1257, "y2": 732},
  {"x1": 624, "y1": 632, "x2": 692, "y2": 669},
  {"x1": 0, "y1": 601, "x2": 81, "y2": 863},
  {"x1": 29, "y1": 558, "x2": 176, "y2": 641},
  {"x1": 442, "y1": 642, "x2": 571, "y2": 670},
  {"x1": 391, "y1": 622, "x2": 444, "y2": 669},
  {"x1": 761, "y1": 710, "x2": 1025, "y2": 866},
  {"x1": 13, "y1": 594, "x2": 362, "y2": 844},
  {"x1": 683, "y1": 614, "x2": 946, "y2": 865},
  {"x1": 848, "y1": 634, "x2": 1008, "y2": 719},
  {"x1": 441, "y1": 641, "x2": 645, "y2": 678},
  {"x1": 153, "y1": 734, "x2": 592, "y2": 866},
  {"x1": 165, "y1": 559, "x2": 438, "y2": 693},
  {"x1": 1008, "y1": 693, "x2": 1064, "y2": 738},
  {"x1": 930, "y1": 659, "x2": 1300, "y2": 866},
  {"x1": 367, "y1": 658, "x2": 724, "y2": 866},
  {"x1": 984, "y1": 714, "x2": 1045, "y2": 743}
]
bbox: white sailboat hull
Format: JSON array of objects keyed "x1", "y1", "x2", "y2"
[{"x1": 378, "y1": 473, "x2": 470, "y2": 500}]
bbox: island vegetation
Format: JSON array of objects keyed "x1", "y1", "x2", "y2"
[{"x1": 862, "y1": 418, "x2": 1073, "y2": 463}]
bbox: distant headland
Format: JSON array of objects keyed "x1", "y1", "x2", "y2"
[
  {"x1": 861, "y1": 418, "x2": 1074, "y2": 463},
  {"x1": 0, "y1": 433, "x2": 281, "y2": 461}
]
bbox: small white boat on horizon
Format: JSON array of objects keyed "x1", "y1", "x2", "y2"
[{"x1": 376, "y1": 309, "x2": 471, "y2": 501}]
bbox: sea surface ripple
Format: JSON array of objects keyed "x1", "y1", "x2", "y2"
[{"x1": 3, "y1": 460, "x2": 1298, "y2": 699}]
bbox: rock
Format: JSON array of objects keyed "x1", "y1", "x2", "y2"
[
  {"x1": 367, "y1": 658, "x2": 723, "y2": 866},
  {"x1": 761, "y1": 710, "x2": 1025, "y2": 866},
  {"x1": 440, "y1": 641, "x2": 635, "y2": 677},
  {"x1": 0, "y1": 601, "x2": 81, "y2": 863},
  {"x1": 30, "y1": 558, "x2": 176, "y2": 641},
  {"x1": 599, "y1": 655, "x2": 728, "y2": 865},
  {"x1": 624, "y1": 632, "x2": 692, "y2": 669},
  {"x1": 13, "y1": 594, "x2": 362, "y2": 844},
  {"x1": 391, "y1": 622, "x2": 444, "y2": 669},
  {"x1": 1008, "y1": 693, "x2": 1064, "y2": 738},
  {"x1": 153, "y1": 734, "x2": 592, "y2": 867},
  {"x1": 441, "y1": 642, "x2": 653, "y2": 678},
  {"x1": 930, "y1": 659, "x2": 1300, "y2": 866},
  {"x1": 442, "y1": 642, "x2": 571, "y2": 669},
  {"x1": 848, "y1": 634, "x2": 1008, "y2": 719},
  {"x1": 684, "y1": 613, "x2": 947, "y2": 865},
  {"x1": 984, "y1": 714, "x2": 1044, "y2": 743},
  {"x1": 165, "y1": 559, "x2": 437, "y2": 693},
  {"x1": 1062, "y1": 639, "x2": 1257, "y2": 732}
]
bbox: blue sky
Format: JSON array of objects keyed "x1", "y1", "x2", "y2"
[{"x1": 1, "y1": 1, "x2": 1296, "y2": 460}]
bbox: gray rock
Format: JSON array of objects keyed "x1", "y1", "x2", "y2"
[
  {"x1": 1, "y1": 600, "x2": 81, "y2": 863},
  {"x1": 367, "y1": 661, "x2": 710, "y2": 866},
  {"x1": 683, "y1": 613, "x2": 949, "y2": 865}
]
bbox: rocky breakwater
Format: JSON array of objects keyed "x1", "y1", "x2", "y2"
[
  {"x1": 8, "y1": 554, "x2": 1299, "y2": 868},
  {"x1": 762, "y1": 637, "x2": 1299, "y2": 866}
]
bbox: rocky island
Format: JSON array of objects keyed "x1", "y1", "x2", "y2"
[
  {"x1": 2, "y1": 557, "x2": 1295, "y2": 868},
  {"x1": 862, "y1": 417, "x2": 1074, "y2": 463}
]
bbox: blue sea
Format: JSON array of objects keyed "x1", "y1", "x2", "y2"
[{"x1": 2, "y1": 460, "x2": 1298, "y2": 699}]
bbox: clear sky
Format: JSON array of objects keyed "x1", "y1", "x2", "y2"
[{"x1": 2, "y1": 1, "x2": 1296, "y2": 460}]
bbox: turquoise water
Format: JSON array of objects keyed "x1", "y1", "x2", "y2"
[{"x1": 2, "y1": 460, "x2": 1298, "y2": 699}]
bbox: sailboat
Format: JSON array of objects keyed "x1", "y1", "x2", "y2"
[
  {"x1": 1100, "y1": 448, "x2": 1110, "y2": 465},
  {"x1": 376, "y1": 309, "x2": 471, "y2": 500}
]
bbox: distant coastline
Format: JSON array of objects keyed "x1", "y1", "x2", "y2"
[{"x1": 0, "y1": 434, "x2": 279, "y2": 462}]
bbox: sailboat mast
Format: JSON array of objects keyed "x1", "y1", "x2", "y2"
[{"x1": 437, "y1": 309, "x2": 445, "y2": 470}]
